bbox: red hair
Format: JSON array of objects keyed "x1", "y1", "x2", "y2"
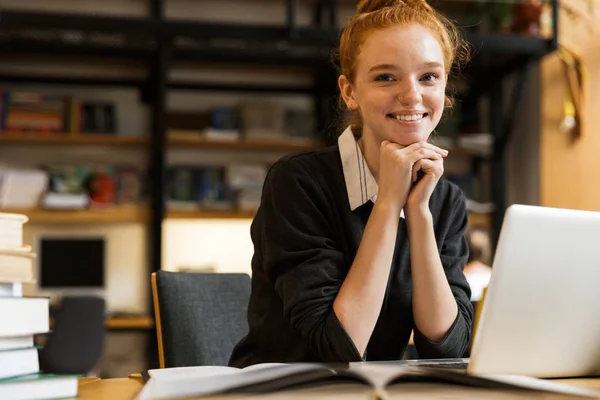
[{"x1": 337, "y1": 0, "x2": 469, "y2": 135}]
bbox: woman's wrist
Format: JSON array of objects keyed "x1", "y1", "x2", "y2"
[
  {"x1": 373, "y1": 197, "x2": 403, "y2": 219},
  {"x1": 405, "y1": 205, "x2": 433, "y2": 227}
]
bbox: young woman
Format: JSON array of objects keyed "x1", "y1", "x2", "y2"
[{"x1": 229, "y1": 0, "x2": 473, "y2": 367}]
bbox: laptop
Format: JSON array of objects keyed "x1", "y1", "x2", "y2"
[{"x1": 376, "y1": 204, "x2": 600, "y2": 378}]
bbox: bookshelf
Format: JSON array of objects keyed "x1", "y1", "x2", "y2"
[
  {"x1": 0, "y1": 207, "x2": 149, "y2": 224},
  {"x1": 0, "y1": 132, "x2": 487, "y2": 155},
  {"x1": 168, "y1": 136, "x2": 324, "y2": 152},
  {"x1": 0, "y1": 207, "x2": 262, "y2": 223},
  {"x1": 0, "y1": 132, "x2": 324, "y2": 151},
  {"x1": 166, "y1": 209, "x2": 255, "y2": 220},
  {"x1": 168, "y1": 136, "x2": 487, "y2": 156},
  {"x1": 0, "y1": 134, "x2": 147, "y2": 146}
]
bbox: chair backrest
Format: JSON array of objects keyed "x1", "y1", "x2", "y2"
[
  {"x1": 39, "y1": 296, "x2": 105, "y2": 375},
  {"x1": 152, "y1": 270, "x2": 251, "y2": 368}
]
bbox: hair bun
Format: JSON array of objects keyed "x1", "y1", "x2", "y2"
[
  {"x1": 356, "y1": 0, "x2": 402, "y2": 14},
  {"x1": 356, "y1": 0, "x2": 432, "y2": 14}
]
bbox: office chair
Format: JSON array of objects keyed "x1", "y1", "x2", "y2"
[
  {"x1": 39, "y1": 296, "x2": 105, "y2": 375},
  {"x1": 151, "y1": 270, "x2": 251, "y2": 368}
]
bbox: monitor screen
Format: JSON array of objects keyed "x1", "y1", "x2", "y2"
[{"x1": 40, "y1": 238, "x2": 105, "y2": 288}]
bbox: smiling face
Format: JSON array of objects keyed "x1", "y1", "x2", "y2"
[{"x1": 339, "y1": 23, "x2": 447, "y2": 147}]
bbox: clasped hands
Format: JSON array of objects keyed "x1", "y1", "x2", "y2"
[{"x1": 377, "y1": 140, "x2": 448, "y2": 217}]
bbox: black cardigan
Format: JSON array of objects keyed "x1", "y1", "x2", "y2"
[{"x1": 229, "y1": 144, "x2": 473, "y2": 367}]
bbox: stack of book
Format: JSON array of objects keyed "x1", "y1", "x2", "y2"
[{"x1": 0, "y1": 212, "x2": 78, "y2": 399}]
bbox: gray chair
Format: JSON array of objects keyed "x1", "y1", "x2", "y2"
[
  {"x1": 39, "y1": 296, "x2": 105, "y2": 375},
  {"x1": 151, "y1": 270, "x2": 251, "y2": 368}
]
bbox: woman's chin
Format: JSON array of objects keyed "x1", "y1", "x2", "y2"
[{"x1": 387, "y1": 131, "x2": 428, "y2": 146}]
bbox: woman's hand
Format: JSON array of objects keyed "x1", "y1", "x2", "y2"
[
  {"x1": 405, "y1": 150, "x2": 445, "y2": 216},
  {"x1": 377, "y1": 140, "x2": 447, "y2": 212}
]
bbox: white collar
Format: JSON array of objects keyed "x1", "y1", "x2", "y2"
[
  {"x1": 338, "y1": 126, "x2": 378, "y2": 211},
  {"x1": 337, "y1": 126, "x2": 404, "y2": 218}
]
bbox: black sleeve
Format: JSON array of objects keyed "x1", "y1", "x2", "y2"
[
  {"x1": 413, "y1": 188, "x2": 474, "y2": 358},
  {"x1": 254, "y1": 159, "x2": 364, "y2": 362}
]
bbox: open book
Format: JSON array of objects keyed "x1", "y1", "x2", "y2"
[{"x1": 137, "y1": 362, "x2": 600, "y2": 400}]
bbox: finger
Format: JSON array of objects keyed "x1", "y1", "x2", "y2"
[
  {"x1": 406, "y1": 148, "x2": 443, "y2": 163},
  {"x1": 412, "y1": 159, "x2": 422, "y2": 182},
  {"x1": 401, "y1": 141, "x2": 448, "y2": 157},
  {"x1": 381, "y1": 140, "x2": 403, "y2": 152},
  {"x1": 418, "y1": 158, "x2": 444, "y2": 177}
]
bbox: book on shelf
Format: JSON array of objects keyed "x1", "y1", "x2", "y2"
[
  {"x1": 137, "y1": 362, "x2": 599, "y2": 400},
  {"x1": 0, "y1": 90, "x2": 67, "y2": 134},
  {"x1": 0, "y1": 162, "x2": 146, "y2": 211},
  {"x1": 202, "y1": 106, "x2": 241, "y2": 141},
  {"x1": 284, "y1": 108, "x2": 317, "y2": 141},
  {"x1": 167, "y1": 104, "x2": 320, "y2": 144},
  {"x1": 167, "y1": 165, "x2": 236, "y2": 212},
  {"x1": 0, "y1": 89, "x2": 117, "y2": 135},
  {"x1": 0, "y1": 167, "x2": 49, "y2": 209},
  {"x1": 240, "y1": 100, "x2": 286, "y2": 141},
  {"x1": 226, "y1": 164, "x2": 267, "y2": 212}
]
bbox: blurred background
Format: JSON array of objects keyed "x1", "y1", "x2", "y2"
[{"x1": 0, "y1": 0, "x2": 595, "y2": 378}]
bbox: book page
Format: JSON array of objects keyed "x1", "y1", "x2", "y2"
[
  {"x1": 138, "y1": 363, "x2": 336, "y2": 400},
  {"x1": 148, "y1": 363, "x2": 288, "y2": 381},
  {"x1": 349, "y1": 363, "x2": 600, "y2": 398},
  {"x1": 148, "y1": 365, "x2": 239, "y2": 381},
  {"x1": 348, "y1": 363, "x2": 413, "y2": 390},
  {"x1": 479, "y1": 375, "x2": 600, "y2": 398}
]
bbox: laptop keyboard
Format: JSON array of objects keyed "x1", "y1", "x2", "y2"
[
  {"x1": 416, "y1": 361, "x2": 469, "y2": 370},
  {"x1": 369, "y1": 359, "x2": 470, "y2": 370}
]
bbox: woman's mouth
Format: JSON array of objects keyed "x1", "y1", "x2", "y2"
[{"x1": 387, "y1": 113, "x2": 428, "y2": 123}]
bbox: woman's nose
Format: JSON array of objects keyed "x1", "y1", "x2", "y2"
[{"x1": 397, "y1": 80, "x2": 421, "y2": 106}]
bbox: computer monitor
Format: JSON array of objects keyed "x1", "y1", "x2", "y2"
[
  {"x1": 468, "y1": 204, "x2": 600, "y2": 378},
  {"x1": 39, "y1": 237, "x2": 105, "y2": 289}
]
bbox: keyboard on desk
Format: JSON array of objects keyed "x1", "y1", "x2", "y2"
[
  {"x1": 413, "y1": 361, "x2": 469, "y2": 370},
  {"x1": 371, "y1": 358, "x2": 470, "y2": 371}
]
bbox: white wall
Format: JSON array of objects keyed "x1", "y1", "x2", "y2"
[
  {"x1": 22, "y1": 223, "x2": 149, "y2": 314},
  {"x1": 162, "y1": 219, "x2": 254, "y2": 274}
]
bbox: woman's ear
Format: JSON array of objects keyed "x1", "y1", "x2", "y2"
[{"x1": 338, "y1": 75, "x2": 357, "y2": 110}]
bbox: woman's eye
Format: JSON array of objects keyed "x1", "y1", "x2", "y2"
[
  {"x1": 375, "y1": 74, "x2": 395, "y2": 82},
  {"x1": 421, "y1": 73, "x2": 439, "y2": 82}
]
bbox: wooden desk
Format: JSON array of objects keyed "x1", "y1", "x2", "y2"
[
  {"x1": 77, "y1": 377, "x2": 143, "y2": 400},
  {"x1": 74, "y1": 377, "x2": 600, "y2": 400}
]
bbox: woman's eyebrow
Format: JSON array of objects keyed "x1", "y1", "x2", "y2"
[
  {"x1": 423, "y1": 61, "x2": 444, "y2": 69},
  {"x1": 367, "y1": 61, "x2": 444, "y2": 73},
  {"x1": 367, "y1": 63, "x2": 397, "y2": 73}
]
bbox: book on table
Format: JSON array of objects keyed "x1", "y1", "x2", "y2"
[
  {"x1": 0, "y1": 211, "x2": 79, "y2": 400},
  {"x1": 0, "y1": 373, "x2": 79, "y2": 400},
  {"x1": 136, "y1": 362, "x2": 600, "y2": 400}
]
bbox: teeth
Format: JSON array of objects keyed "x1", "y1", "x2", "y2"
[{"x1": 395, "y1": 114, "x2": 423, "y2": 121}]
